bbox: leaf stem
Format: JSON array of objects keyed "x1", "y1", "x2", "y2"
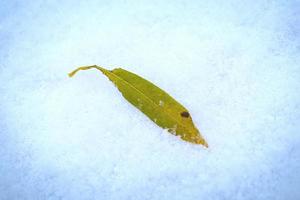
[{"x1": 68, "y1": 65, "x2": 105, "y2": 77}]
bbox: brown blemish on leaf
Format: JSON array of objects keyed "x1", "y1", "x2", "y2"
[{"x1": 181, "y1": 111, "x2": 190, "y2": 118}]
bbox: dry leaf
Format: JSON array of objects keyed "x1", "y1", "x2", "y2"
[{"x1": 69, "y1": 65, "x2": 208, "y2": 147}]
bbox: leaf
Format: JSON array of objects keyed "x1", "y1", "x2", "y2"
[{"x1": 69, "y1": 65, "x2": 208, "y2": 147}]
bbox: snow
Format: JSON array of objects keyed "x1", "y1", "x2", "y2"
[{"x1": 1, "y1": 0, "x2": 300, "y2": 199}]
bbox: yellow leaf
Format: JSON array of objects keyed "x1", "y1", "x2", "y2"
[{"x1": 69, "y1": 65, "x2": 208, "y2": 147}]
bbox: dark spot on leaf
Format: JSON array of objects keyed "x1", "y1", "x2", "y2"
[{"x1": 181, "y1": 111, "x2": 190, "y2": 118}]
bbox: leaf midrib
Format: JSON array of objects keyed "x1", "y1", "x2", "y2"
[{"x1": 107, "y1": 69, "x2": 191, "y2": 133}]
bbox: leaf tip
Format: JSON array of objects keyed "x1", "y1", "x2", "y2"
[
  {"x1": 194, "y1": 135, "x2": 209, "y2": 148},
  {"x1": 202, "y1": 140, "x2": 209, "y2": 148}
]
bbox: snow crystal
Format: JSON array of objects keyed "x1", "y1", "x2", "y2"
[{"x1": 159, "y1": 100, "x2": 164, "y2": 107}]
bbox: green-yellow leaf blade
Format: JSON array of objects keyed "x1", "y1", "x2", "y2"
[{"x1": 69, "y1": 65, "x2": 208, "y2": 147}]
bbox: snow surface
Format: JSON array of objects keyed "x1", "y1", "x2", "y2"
[{"x1": 1, "y1": 0, "x2": 300, "y2": 199}]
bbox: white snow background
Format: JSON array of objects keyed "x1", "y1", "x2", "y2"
[{"x1": 0, "y1": 0, "x2": 300, "y2": 199}]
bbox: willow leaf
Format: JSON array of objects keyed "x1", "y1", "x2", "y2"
[{"x1": 69, "y1": 65, "x2": 208, "y2": 147}]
